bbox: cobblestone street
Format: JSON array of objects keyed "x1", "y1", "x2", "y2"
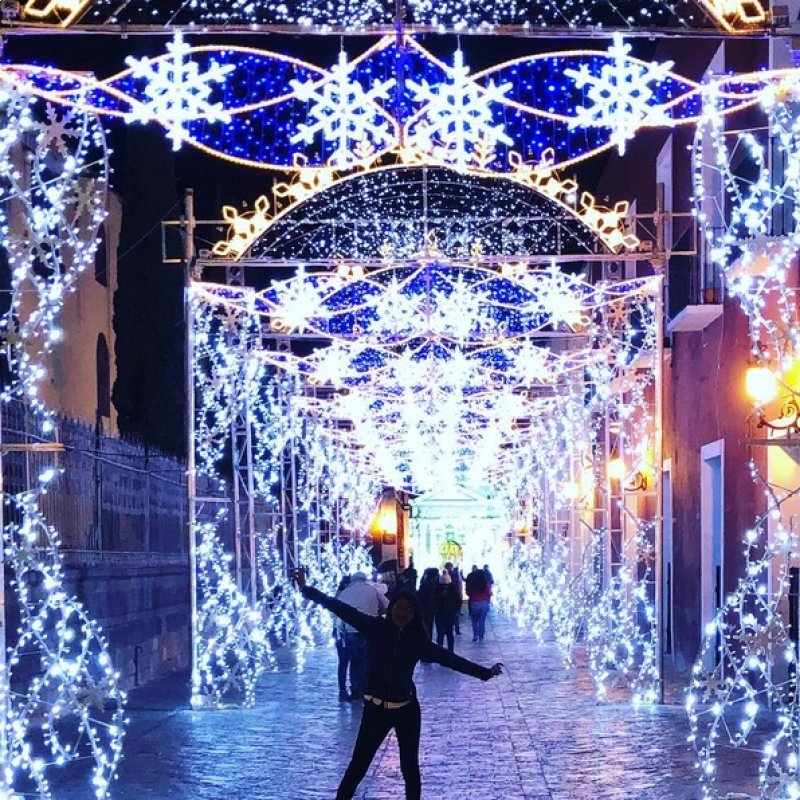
[{"x1": 63, "y1": 613, "x2": 760, "y2": 800}]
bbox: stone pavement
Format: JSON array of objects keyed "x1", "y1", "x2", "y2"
[{"x1": 60, "y1": 613, "x2": 761, "y2": 800}]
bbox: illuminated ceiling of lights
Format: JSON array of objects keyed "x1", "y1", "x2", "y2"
[
  {"x1": 235, "y1": 166, "x2": 619, "y2": 264},
  {"x1": 194, "y1": 265, "x2": 657, "y2": 493}
]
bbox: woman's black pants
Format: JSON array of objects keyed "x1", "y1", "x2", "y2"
[
  {"x1": 434, "y1": 612, "x2": 455, "y2": 651},
  {"x1": 335, "y1": 698, "x2": 422, "y2": 800}
]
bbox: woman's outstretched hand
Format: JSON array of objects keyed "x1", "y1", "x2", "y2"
[
  {"x1": 489, "y1": 662, "x2": 504, "y2": 678},
  {"x1": 291, "y1": 568, "x2": 307, "y2": 589}
]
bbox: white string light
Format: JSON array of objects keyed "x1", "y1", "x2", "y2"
[{"x1": 0, "y1": 83, "x2": 126, "y2": 798}]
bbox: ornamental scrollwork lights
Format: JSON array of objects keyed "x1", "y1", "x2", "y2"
[
  {"x1": 0, "y1": 85, "x2": 126, "y2": 797},
  {"x1": 0, "y1": 34, "x2": 788, "y2": 178},
  {"x1": 689, "y1": 82, "x2": 800, "y2": 799}
]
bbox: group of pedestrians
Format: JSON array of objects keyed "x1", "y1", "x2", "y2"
[
  {"x1": 417, "y1": 563, "x2": 462, "y2": 651},
  {"x1": 333, "y1": 561, "x2": 495, "y2": 701}
]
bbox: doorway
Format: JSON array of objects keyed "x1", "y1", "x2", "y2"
[
  {"x1": 662, "y1": 460, "x2": 674, "y2": 656},
  {"x1": 700, "y1": 440, "x2": 724, "y2": 669}
]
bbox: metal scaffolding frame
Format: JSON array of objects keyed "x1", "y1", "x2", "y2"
[{"x1": 181, "y1": 181, "x2": 669, "y2": 697}]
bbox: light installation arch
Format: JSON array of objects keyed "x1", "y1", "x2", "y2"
[
  {"x1": 1, "y1": 34, "x2": 782, "y2": 177},
  {"x1": 213, "y1": 163, "x2": 637, "y2": 263},
  {"x1": 189, "y1": 135, "x2": 663, "y2": 706}
]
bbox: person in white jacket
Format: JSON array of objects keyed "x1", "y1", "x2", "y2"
[{"x1": 337, "y1": 572, "x2": 389, "y2": 700}]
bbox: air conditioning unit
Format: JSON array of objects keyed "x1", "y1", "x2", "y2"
[{"x1": 771, "y1": 4, "x2": 790, "y2": 27}]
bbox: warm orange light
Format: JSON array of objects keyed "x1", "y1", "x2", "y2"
[
  {"x1": 608, "y1": 458, "x2": 626, "y2": 481},
  {"x1": 782, "y1": 358, "x2": 800, "y2": 395},
  {"x1": 370, "y1": 507, "x2": 397, "y2": 537},
  {"x1": 745, "y1": 366, "x2": 779, "y2": 406}
]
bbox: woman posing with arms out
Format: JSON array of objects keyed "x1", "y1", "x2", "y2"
[{"x1": 292, "y1": 568, "x2": 503, "y2": 800}]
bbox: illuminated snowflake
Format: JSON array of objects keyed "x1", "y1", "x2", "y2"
[
  {"x1": 42, "y1": 102, "x2": 76, "y2": 157},
  {"x1": 408, "y1": 50, "x2": 513, "y2": 170},
  {"x1": 126, "y1": 31, "x2": 235, "y2": 151},
  {"x1": 565, "y1": 34, "x2": 674, "y2": 155},
  {"x1": 290, "y1": 51, "x2": 396, "y2": 169}
]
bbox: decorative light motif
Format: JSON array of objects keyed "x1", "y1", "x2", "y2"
[
  {"x1": 0, "y1": 84, "x2": 126, "y2": 797},
  {"x1": 192, "y1": 518, "x2": 268, "y2": 708},
  {"x1": 125, "y1": 31, "x2": 235, "y2": 151},
  {"x1": 489, "y1": 312, "x2": 659, "y2": 702},
  {"x1": 20, "y1": 0, "x2": 92, "y2": 26},
  {"x1": 407, "y1": 50, "x2": 512, "y2": 171},
  {"x1": 565, "y1": 34, "x2": 675, "y2": 155},
  {"x1": 690, "y1": 89, "x2": 800, "y2": 798},
  {"x1": 195, "y1": 265, "x2": 657, "y2": 495},
  {"x1": 687, "y1": 510, "x2": 800, "y2": 799},
  {"x1": 0, "y1": 36, "x2": 772, "y2": 175},
  {"x1": 694, "y1": 0, "x2": 767, "y2": 31},
  {"x1": 212, "y1": 163, "x2": 640, "y2": 259},
  {"x1": 17, "y1": 0, "x2": 759, "y2": 31},
  {"x1": 694, "y1": 87, "x2": 800, "y2": 365},
  {"x1": 290, "y1": 51, "x2": 397, "y2": 169}
]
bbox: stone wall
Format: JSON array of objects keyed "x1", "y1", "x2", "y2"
[
  {"x1": 63, "y1": 551, "x2": 191, "y2": 688},
  {"x1": 2, "y1": 401, "x2": 208, "y2": 689}
]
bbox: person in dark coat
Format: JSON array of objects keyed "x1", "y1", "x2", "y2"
[
  {"x1": 293, "y1": 569, "x2": 502, "y2": 800},
  {"x1": 335, "y1": 574, "x2": 353, "y2": 701},
  {"x1": 416, "y1": 567, "x2": 439, "y2": 640},
  {"x1": 444, "y1": 562, "x2": 463, "y2": 635},
  {"x1": 433, "y1": 570, "x2": 461, "y2": 651},
  {"x1": 405, "y1": 557, "x2": 418, "y2": 592}
]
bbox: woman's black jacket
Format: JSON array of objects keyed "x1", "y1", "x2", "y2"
[{"x1": 301, "y1": 585, "x2": 492, "y2": 703}]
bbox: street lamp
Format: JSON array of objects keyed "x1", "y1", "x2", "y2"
[{"x1": 745, "y1": 364, "x2": 800, "y2": 435}]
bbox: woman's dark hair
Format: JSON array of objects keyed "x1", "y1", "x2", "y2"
[
  {"x1": 387, "y1": 590, "x2": 427, "y2": 636},
  {"x1": 471, "y1": 570, "x2": 488, "y2": 594},
  {"x1": 337, "y1": 574, "x2": 352, "y2": 593}
]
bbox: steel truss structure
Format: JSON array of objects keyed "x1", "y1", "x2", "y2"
[{"x1": 183, "y1": 153, "x2": 668, "y2": 701}]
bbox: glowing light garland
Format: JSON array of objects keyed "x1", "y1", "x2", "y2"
[
  {"x1": 192, "y1": 517, "x2": 268, "y2": 708},
  {"x1": 18, "y1": 0, "x2": 763, "y2": 32},
  {"x1": 190, "y1": 288, "x2": 382, "y2": 705},
  {"x1": 0, "y1": 84, "x2": 126, "y2": 797},
  {"x1": 565, "y1": 34, "x2": 675, "y2": 155},
  {"x1": 192, "y1": 235, "x2": 661, "y2": 704},
  {"x1": 0, "y1": 35, "x2": 777, "y2": 177},
  {"x1": 125, "y1": 31, "x2": 235, "y2": 151},
  {"x1": 689, "y1": 87, "x2": 800, "y2": 799}
]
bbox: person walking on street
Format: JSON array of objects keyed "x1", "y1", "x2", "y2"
[
  {"x1": 416, "y1": 567, "x2": 438, "y2": 641},
  {"x1": 433, "y1": 570, "x2": 460, "y2": 652},
  {"x1": 337, "y1": 571, "x2": 389, "y2": 700},
  {"x1": 335, "y1": 575, "x2": 353, "y2": 701},
  {"x1": 465, "y1": 565, "x2": 479, "y2": 615},
  {"x1": 406, "y1": 558, "x2": 418, "y2": 592},
  {"x1": 293, "y1": 569, "x2": 503, "y2": 800},
  {"x1": 467, "y1": 567, "x2": 491, "y2": 642},
  {"x1": 445, "y1": 562, "x2": 463, "y2": 635}
]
